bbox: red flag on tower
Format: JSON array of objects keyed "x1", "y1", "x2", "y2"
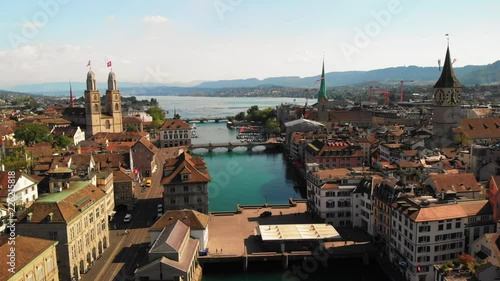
[{"x1": 107, "y1": 61, "x2": 112, "y2": 67}]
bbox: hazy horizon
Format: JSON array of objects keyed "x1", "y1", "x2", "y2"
[{"x1": 1, "y1": 0, "x2": 499, "y2": 88}]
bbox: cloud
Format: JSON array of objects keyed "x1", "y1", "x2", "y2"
[
  {"x1": 143, "y1": 15, "x2": 168, "y2": 24},
  {"x1": 107, "y1": 15, "x2": 115, "y2": 22}
]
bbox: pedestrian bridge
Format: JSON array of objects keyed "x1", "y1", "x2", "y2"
[{"x1": 188, "y1": 142, "x2": 281, "y2": 153}]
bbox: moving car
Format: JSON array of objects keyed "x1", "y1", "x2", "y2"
[
  {"x1": 259, "y1": 211, "x2": 272, "y2": 218},
  {"x1": 124, "y1": 214, "x2": 132, "y2": 223}
]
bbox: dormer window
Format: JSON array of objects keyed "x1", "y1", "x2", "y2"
[{"x1": 181, "y1": 173, "x2": 190, "y2": 181}]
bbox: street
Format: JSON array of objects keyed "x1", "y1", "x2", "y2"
[{"x1": 80, "y1": 148, "x2": 172, "y2": 281}]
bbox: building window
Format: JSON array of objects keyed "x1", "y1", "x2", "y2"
[
  {"x1": 184, "y1": 197, "x2": 189, "y2": 203},
  {"x1": 170, "y1": 198, "x2": 176, "y2": 204},
  {"x1": 49, "y1": 231, "x2": 58, "y2": 241},
  {"x1": 184, "y1": 186, "x2": 189, "y2": 192}
]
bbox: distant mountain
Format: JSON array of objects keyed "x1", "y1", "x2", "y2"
[
  {"x1": 196, "y1": 62, "x2": 498, "y2": 88},
  {"x1": 6, "y1": 60, "x2": 499, "y2": 95}
]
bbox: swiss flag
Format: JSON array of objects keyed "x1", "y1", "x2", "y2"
[{"x1": 107, "y1": 61, "x2": 112, "y2": 67}]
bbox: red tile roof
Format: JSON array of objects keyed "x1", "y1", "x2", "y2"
[
  {"x1": 161, "y1": 152, "x2": 210, "y2": 185},
  {"x1": 0, "y1": 235, "x2": 58, "y2": 281},
  {"x1": 160, "y1": 119, "x2": 191, "y2": 131}
]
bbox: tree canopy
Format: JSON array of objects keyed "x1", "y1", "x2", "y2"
[{"x1": 14, "y1": 123, "x2": 52, "y2": 145}]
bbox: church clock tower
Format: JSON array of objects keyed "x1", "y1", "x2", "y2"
[
  {"x1": 431, "y1": 46, "x2": 462, "y2": 148},
  {"x1": 84, "y1": 70, "x2": 102, "y2": 138},
  {"x1": 105, "y1": 71, "x2": 123, "y2": 133}
]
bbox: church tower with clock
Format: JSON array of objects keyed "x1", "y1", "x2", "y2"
[{"x1": 431, "y1": 46, "x2": 462, "y2": 148}]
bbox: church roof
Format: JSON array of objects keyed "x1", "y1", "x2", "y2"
[
  {"x1": 317, "y1": 60, "x2": 328, "y2": 102},
  {"x1": 434, "y1": 47, "x2": 462, "y2": 88}
]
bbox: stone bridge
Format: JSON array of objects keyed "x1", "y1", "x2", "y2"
[{"x1": 188, "y1": 142, "x2": 281, "y2": 152}]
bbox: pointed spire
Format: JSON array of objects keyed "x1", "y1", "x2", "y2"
[
  {"x1": 69, "y1": 81, "x2": 74, "y2": 107},
  {"x1": 434, "y1": 46, "x2": 462, "y2": 88},
  {"x1": 317, "y1": 59, "x2": 328, "y2": 102}
]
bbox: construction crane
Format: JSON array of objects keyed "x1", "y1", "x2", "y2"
[
  {"x1": 387, "y1": 80, "x2": 415, "y2": 102},
  {"x1": 376, "y1": 91, "x2": 390, "y2": 106}
]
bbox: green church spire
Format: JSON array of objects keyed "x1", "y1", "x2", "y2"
[{"x1": 317, "y1": 60, "x2": 328, "y2": 102}]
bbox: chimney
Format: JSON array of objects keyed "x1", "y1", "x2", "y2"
[
  {"x1": 48, "y1": 212, "x2": 54, "y2": 221},
  {"x1": 27, "y1": 212, "x2": 33, "y2": 222}
]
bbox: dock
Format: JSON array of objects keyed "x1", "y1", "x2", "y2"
[{"x1": 200, "y1": 200, "x2": 376, "y2": 272}]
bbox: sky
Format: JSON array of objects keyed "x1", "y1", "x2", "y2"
[{"x1": 0, "y1": 0, "x2": 499, "y2": 88}]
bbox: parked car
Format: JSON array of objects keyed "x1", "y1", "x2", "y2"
[
  {"x1": 259, "y1": 211, "x2": 272, "y2": 218},
  {"x1": 124, "y1": 214, "x2": 132, "y2": 223}
]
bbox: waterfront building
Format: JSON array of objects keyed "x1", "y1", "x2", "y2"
[
  {"x1": 0, "y1": 171, "x2": 39, "y2": 208},
  {"x1": 0, "y1": 235, "x2": 59, "y2": 281},
  {"x1": 159, "y1": 119, "x2": 192, "y2": 148},
  {"x1": 149, "y1": 209, "x2": 209, "y2": 251},
  {"x1": 289, "y1": 131, "x2": 328, "y2": 163},
  {"x1": 123, "y1": 108, "x2": 153, "y2": 122},
  {"x1": 84, "y1": 70, "x2": 123, "y2": 138},
  {"x1": 305, "y1": 163, "x2": 376, "y2": 227},
  {"x1": 276, "y1": 103, "x2": 301, "y2": 132},
  {"x1": 429, "y1": 46, "x2": 462, "y2": 148},
  {"x1": 284, "y1": 119, "x2": 324, "y2": 155},
  {"x1": 161, "y1": 151, "x2": 210, "y2": 214},
  {"x1": 389, "y1": 196, "x2": 494, "y2": 281},
  {"x1": 135, "y1": 220, "x2": 202, "y2": 281},
  {"x1": 16, "y1": 178, "x2": 110, "y2": 281},
  {"x1": 304, "y1": 139, "x2": 364, "y2": 170}
]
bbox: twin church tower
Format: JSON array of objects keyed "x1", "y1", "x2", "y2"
[{"x1": 84, "y1": 70, "x2": 123, "y2": 138}]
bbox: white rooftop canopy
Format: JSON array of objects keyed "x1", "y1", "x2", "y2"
[{"x1": 257, "y1": 224, "x2": 341, "y2": 241}]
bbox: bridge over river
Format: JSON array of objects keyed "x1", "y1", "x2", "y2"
[
  {"x1": 184, "y1": 116, "x2": 231, "y2": 123},
  {"x1": 189, "y1": 141, "x2": 281, "y2": 152}
]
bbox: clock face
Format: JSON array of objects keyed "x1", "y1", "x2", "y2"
[
  {"x1": 448, "y1": 89, "x2": 461, "y2": 105},
  {"x1": 434, "y1": 89, "x2": 445, "y2": 105}
]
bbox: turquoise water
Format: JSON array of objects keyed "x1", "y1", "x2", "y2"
[{"x1": 192, "y1": 151, "x2": 304, "y2": 212}]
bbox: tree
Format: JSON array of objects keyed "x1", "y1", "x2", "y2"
[
  {"x1": 54, "y1": 135, "x2": 73, "y2": 149},
  {"x1": 264, "y1": 119, "x2": 280, "y2": 135},
  {"x1": 126, "y1": 124, "x2": 139, "y2": 132},
  {"x1": 1, "y1": 146, "x2": 28, "y2": 171},
  {"x1": 14, "y1": 123, "x2": 52, "y2": 145},
  {"x1": 234, "y1": 111, "x2": 245, "y2": 121},
  {"x1": 146, "y1": 106, "x2": 166, "y2": 122}
]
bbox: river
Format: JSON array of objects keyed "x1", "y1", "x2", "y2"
[{"x1": 141, "y1": 96, "x2": 388, "y2": 280}]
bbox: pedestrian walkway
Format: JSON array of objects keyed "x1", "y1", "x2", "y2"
[
  {"x1": 80, "y1": 228, "x2": 127, "y2": 281},
  {"x1": 374, "y1": 250, "x2": 406, "y2": 281}
]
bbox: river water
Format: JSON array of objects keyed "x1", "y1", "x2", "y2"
[{"x1": 145, "y1": 96, "x2": 388, "y2": 280}]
